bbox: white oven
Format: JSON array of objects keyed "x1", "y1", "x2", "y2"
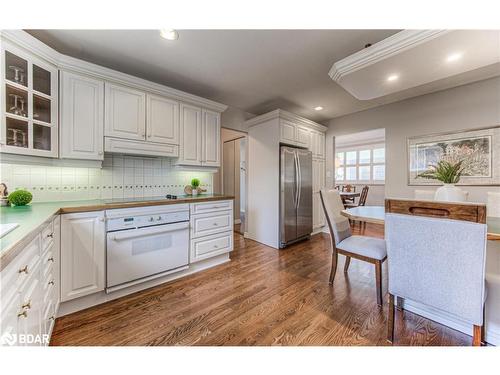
[{"x1": 105, "y1": 204, "x2": 190, "y2": 292}]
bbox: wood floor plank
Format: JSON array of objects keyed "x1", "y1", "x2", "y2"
[{"x1": 50, "y1": 224, "x2": 473, "y2": 346}]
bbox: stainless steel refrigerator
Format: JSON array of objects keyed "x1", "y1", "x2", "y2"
[{"x1": 280, "y1": 145, "x2": 313, "y2": 248}]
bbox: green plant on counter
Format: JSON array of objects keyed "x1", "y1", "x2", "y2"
[
  {"x1": 417, "y1": 160, "x2": 464, "y2": 184},
  {"x1": 191, "y1": 178, "x2": 201, "y2": 189},
  {"x1": 8, "y1": 189, "x2": 33, "y2": 206}
]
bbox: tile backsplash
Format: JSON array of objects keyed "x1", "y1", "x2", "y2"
[{"x1": 0, "y1": 154, "x2": 213, "y2": 202}]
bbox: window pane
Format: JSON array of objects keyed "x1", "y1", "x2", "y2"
[
  {"x1": 336, "y1": 167, "x2": 344, "y2": 181},
  {"x1": 346, "y1": 151, "x2": 357, "y2": 165},
  {"x1": 359, "y1": 150, "x2": 371, "y2": 164},
  {"x1": 359, "y1": 166, "x2": 370, "y2": 180},
  {"x1": 373, "y1": 165, "x2": 385, "y2": 180},
  {"x1": 373, "y1": 148, "x2": 385, "y2": 163},
  {"x1": 336, "y1": 152, "x2": 344, "y2": 166},
  {"x1": 346, "y1": 166, "x2": 356, "y2": 180}
]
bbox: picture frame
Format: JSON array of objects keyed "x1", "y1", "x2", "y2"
[{"x1": 407, "y1": 125, "x2": 500, "y2": 186}]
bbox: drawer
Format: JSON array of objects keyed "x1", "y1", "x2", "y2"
[
  {"x1": 1, "y1": 235, "x2": 41, "y2": 295},
  {"x1": 41, "y1": 245, "x2": 55, "y2": 281},
  {"x1": 190, "y1": 200, "x2": 233, "y2": 215},
  {"x1": 190, "y1": 230, "x2": 233, "y2": 263},
  {"x1": 41, "y1": 220, "x2": 55, "y2": 253},
  {"x1": 190, "y1": 210, "x2": 232, "y2": 238}
]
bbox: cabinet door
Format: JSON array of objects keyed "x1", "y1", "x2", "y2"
[
  {"x1": 61, "y1": 211, "x2": 105, "y2": 302},
  {"x1": 317, "y1": 132, "x2": 325, "y2": 159},
  {"x1": 313, "y1": 192, "x2": 325, "y2": 229},
  {"x1": 296, "y1": 125, "x2": 311, "y2": 148},
  {"x1": 60, "y1": 71, "x2": 104, "y2": 160},
  {"x1": 313, "y1": 158, "x2": 325, "y2": 193},
  {"x1": 280, "y1": 120, "x2": 296, "y2": 145},
  {"x1": 146, "y1": 94, "x2": 179, "y2": 145},
  {"x1": 178, "y1": 103, "x2": 202, "y2": 165},
  {"x1": 104, "y1": 83, "x2": 146, "y2": 140},
  {"x1": 202, "y1": 109, "x2": 220, "y2": 166}
]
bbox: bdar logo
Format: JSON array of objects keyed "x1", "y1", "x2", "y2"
[{"x1": 0, "y1": 332, "x2": 17, "y2": 346}]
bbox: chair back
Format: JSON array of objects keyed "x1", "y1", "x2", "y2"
[
  {"x1": 320, "y1": 189, "x2": 352, "y2": 246},
  {"x1": 342, "y1": 184, "x2": 355, "y2": 192},
  {"x1": 385, "y1": 199, "x2": 487, "y2": 325},
  {"x1": 358, "y1": 185, "x2": 369, "y2": 206},
  {"x1": 414, "y1": 189, "x2": 435, "y2": 201}
]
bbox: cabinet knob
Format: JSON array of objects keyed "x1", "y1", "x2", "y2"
[
  {"x1": 48, "y1": 280, "x2": 55, "y2": 286},
  {"x1": 47, "y1": 232, "x2": 54, "y2": 238},
  {"x1": 212, "y1": 222, "x2": 218, "y2": 226},
  {"x1": 49, "y1": 316, "x2": 56, "y2": 321},
  {"x1": 18, "y1": 311, "x2": 28, "y2": 318},
  {"x1": 21, "y1": 301, "x2": 31, "y2": 310},
  {"x1": 48, "y1": 257, "x2": 54, "y2": 263},
  {"x1": 18, "y1": 265, "x2": 28, "y2": 274}
]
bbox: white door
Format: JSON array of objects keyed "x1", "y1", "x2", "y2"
[
  {"x1": 104, "y1": 82, "x2": 146, "y2": 140},
  {"x1": 280, "y1": 120, "x2": 296, "y2": 145},
  {"x1": 146, "y1": 94, "x2": 179, "y2": 145},
  {"x1": 178, "y1": 103, "x2": 202, "y2": 165},
  {"x1": 202, "y1": 109, "x2": 220, "y2": 166},
  {"x1": 60, "y1": 71, "x2": 104, "y2": 160},
  {"x1": 296, "y1": 125, "x2": 311, "y2": 148},
  {"x1": 61, "y1": 211, "x2": 105, "y2": 302}
]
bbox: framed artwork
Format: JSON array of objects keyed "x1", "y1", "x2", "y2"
[{"x1": 407, "y1": 125, "x2": 500, "y2": 186}]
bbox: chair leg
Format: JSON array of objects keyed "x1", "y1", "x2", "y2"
[
  {"x1": 473, "y1": 325, "x2": 483, "y2": 346},
  {"x1": 329, "y1": 251, "x2": 338, "y2": 285},
  {"x1": 387, "y1": 293, "x2": 395, "y2": 344},
  {"x1": 396, "y1": 296, "x2": 404, "y2": 312},
  {"x1": 375, "y1": 261, "x2": 383, "y2": 306},
  {"x1": 344, "y1": 256, "x2": 351, "y2": 273}
]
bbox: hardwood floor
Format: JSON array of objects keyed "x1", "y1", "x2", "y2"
[{"x1": 50, "y1": 223, "x2": 471, "y2": 346}]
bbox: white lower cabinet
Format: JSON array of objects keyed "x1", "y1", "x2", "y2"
[
  {"x1": 190, "y1": 200, "x2": 234, "y2": 263},
  {"x1": 0, "y1": 215, "x2": 59, "y2": 346},
  {"x1": 61, "y1": 211, "x2": 105, "y2": 302}
]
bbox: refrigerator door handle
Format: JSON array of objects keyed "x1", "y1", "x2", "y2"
[
  {"x1": 294, "y1": 151, "x2": 300, "y2": 208},
  {"x1": 297, "y1": 152, "x2": 302, "y2": 210}
]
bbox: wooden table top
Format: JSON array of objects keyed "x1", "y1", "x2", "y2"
[{"x1": 342, "y1": 205, "x2": 500, "y2": 240}]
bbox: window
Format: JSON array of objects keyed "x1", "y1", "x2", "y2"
[{"x1": 335, "y1": 144, "x2": 385, "y2": 184}]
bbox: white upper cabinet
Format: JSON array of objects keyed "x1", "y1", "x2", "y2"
[
  {"x1": 280, "y1": 120, "x2": 296, "y2": 145},
  {"x1": 1, "y1": 43, "x2": 58, "y2": 158},
  {"x1": 311, "y1": 130, "x2": 326, "y2": 159},
  {"x1": 60, "y1": 71, "x2": 104, "y2": 160},
  {"x1": 105, "y1": 82, "x2": 146, "y2": 141},
  {"x1": 146, "y1": 94, "x2": 179, "y2": 145},
  {"x1": 296, "y1": 125, "x2": 311, "y2": 148},
  {"x1": 202, "y1": 109, "x2": 220, "y2": 167},
  {"x1": 178, "y1": 103, "x2": 203, "y2": 165},
  {"x1": 60, "y1": 211, "x2": 105, "y2": 302}
]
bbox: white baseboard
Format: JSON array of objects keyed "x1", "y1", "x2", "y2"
[{"x1": 58, "y1": 254, "x2": 230, "y2": 317}]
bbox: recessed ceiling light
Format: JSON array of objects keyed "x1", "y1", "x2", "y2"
[
  {"x1": 387, "y1": 74, "x2": 399, "y2": 82},
  {"x1": 446, "y1": 52, "x2": 463, "y2": 62},
  {"x1": 160, "y1": 29, "x2": 179, "y2": 41},
  {"x1": 314, "y1": 106, "x2": 324, "y2": 111}
]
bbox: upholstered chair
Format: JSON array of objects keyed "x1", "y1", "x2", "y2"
[
  {"x1": 319, "y1": 189, "x2": 387, "y2": 306},
  {"x1": 385, "y1": 199, "x2": 488, "y2": 346}
]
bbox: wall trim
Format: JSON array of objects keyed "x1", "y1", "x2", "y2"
[{"x1": 245, "y1": 109, "x2": 328, "y2": 132}]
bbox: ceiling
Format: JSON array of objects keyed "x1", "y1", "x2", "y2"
[{"x1": 27, "y1": 29, "x2": 500, "y2": 123}]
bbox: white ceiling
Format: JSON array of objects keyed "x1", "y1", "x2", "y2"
[{"x1": 27, "y1": 29, "x2": 500, "y2": 122}]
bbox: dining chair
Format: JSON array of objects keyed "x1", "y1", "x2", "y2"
[
  {"x1": 345, "y1": 185, "x2": 369, "y2": 208},
  {"x1": 320, "y1": 189, "x2": 387, "y2": 306},
  {"x1": 385, "y1": 199, "x2": 488, "y2": 346},
  {"x1": 341, "y1": 185, "x2": 356, "y2": 204}
]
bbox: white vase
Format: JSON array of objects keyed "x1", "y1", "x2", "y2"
[
  {"x1": 192, "y1": 189, "x2": 198, "y2": 196},
  {"x1": 434, "y1": 183, "x2": 467, "y2": 202}
]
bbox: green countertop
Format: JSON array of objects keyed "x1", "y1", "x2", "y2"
[{"x1": 0, "y1": 195, "x2": 233, "y2": 267}]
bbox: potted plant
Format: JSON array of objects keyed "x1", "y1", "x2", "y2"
[
  {"x1": 418, "y1": 160, "x2": 467, "y2": 202},
  {"x1": 190, "y1": 178, "x2": 201, "y2": 196}
]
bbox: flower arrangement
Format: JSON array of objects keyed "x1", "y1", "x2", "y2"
[{"x1": 8, "y1": 189, "x2": 33, "y2": 206}]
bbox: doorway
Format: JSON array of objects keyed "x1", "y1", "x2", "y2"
[{"x1": 215, "y1": 128, "x2": 247, "y2": 234}]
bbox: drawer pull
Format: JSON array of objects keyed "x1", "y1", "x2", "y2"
[
  {"x1": 46, "y1": 233, "x2": 54, "y2": 238},
  {"x1": 18, "y1": 265, "x2": 29, "y2": 274},
  {"x1": 21, "y1": 301, "x2": 31, "y2": 310},
  {"x1": 47, "y1": 257, "x2": 54, "y2": 263},
  {"x1": 213, "y1": 244, "x2": 219, "y2": 249},
  {"x1": 213, "y1": 223, "x2": 219, "y2": 226},
  {"x1": 49, "y1": 316, "x2": 56, "y2": 321},
  {"x1": 48, "y1": 280, "x2": 55, "y2": 286},
  {"x1": 18, "y1": 311, "x2": 28, "y2": 318}
]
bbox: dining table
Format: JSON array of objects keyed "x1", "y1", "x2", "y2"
[
  {"x1": 339, "y1": 191, "x2": 360, "y2": 204},
  {"x1": 341, "y1": 205, "x2": 500, "y2": 240}
]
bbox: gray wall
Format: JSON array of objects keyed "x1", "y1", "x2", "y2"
[{"x1": 325, "y1": 77, "x2": 500, "y2": 203}]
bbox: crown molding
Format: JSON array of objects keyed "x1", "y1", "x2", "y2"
[
  {"x1": 245, "y1": 109, "x2": 327, "y2": 132},
  {"x1": 329, "y1": 30, "x2": 450, "y2": 82},
  {"x1": 0, "y1": 30, "x2": 228, "y2": 113}
]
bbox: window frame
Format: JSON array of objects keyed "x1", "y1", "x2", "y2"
[{"x1": 335, "y1": 143, "x2": 385, "y2": 185}]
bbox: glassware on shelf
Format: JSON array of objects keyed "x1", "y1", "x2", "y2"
[
  {"x1": 8, "y1": 65, "x2": 25, "y2": 85},
  {"x1": 8, "y1": 93, "x2": 27, "y2": 117},
  {"x1": 7, "y1": 128, "x2": 27, "y2": 148},
  {"x1": 18, "y1": 98, "x2": 27, "y2": 117}
]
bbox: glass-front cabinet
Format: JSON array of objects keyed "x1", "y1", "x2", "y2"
[{"x1": 1, "y1": 43, "x2": 58, "y2": 157}]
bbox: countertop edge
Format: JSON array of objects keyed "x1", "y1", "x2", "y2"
[{"x1": 1, "y1": 195, "x2": 234, "y2": 271}]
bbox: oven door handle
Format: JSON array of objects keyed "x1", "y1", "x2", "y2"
[{"x1": 110, "y1": 222, "x2": 189, "y2": 242}]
